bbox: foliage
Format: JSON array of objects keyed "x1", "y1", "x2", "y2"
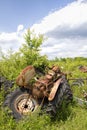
[
  {"x1": 1, "y1": 56, "x2": 87, "y2": 130},
  {"x1": 0, "y1": 29, "x2": 49, "y2": 79},
  {"x1": 0, "y1": 29, "x2": 87, "y2": 130}
]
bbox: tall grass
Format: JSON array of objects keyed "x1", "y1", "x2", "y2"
[{"x1": 0, "y1": 103, "x2": 87, "y2": 130}]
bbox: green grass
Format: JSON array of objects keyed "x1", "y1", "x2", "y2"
[
  {"x1": 0, "y1": 103, "x2": 87, "y2": 130},
  {"x1": 1, "y1": 56, "x2": 87, "y2": 130}
]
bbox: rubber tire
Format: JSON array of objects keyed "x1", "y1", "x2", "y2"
[
  {"x1": 4, "y1": 88, "x2": 35, "y2": 120},
  {"x1": 46, "y1": 80, "x2": 73, "y2": 116},
  {"x1": 71, "y1": 78, "x2": 84, "y2": 88}
]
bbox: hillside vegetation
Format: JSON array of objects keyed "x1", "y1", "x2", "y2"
[{"x1": 0, "y1": 30, "x2": 87, "y2": 130}]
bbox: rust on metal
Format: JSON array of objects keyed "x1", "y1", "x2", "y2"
[
  {"x1": 32, "y1": 66, "x2": 62, "y2": 99},
  {"x1": 48, "y1": 78, "x2": 62, "y2": 101},
  {"x1": 78, "y1": 65, "x2": 87, "y2": 73},
  {"x1": 16, "y1": 66, "x2": 36, "y2": 87}
]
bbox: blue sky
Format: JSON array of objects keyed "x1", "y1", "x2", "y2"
[
  {"x1": 0, "y1": 0, "x2": 75, "y2": 32},
  {"x1": 0, "y1": 0, "x2": 87, "y2": 59}
]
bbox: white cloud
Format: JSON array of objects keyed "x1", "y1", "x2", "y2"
[
  {"x1": 40, "y1": 38, "x2": 87, "y2": 59},
  {"x1": 17, "y1": 24, "x2": 24, "y2": 32},
  {"x1": 0, "y1": 0, "x2": 87, "y2": 59},
  {"x1": 0, "y1": 25, "x2": 25, "y2": 53},
  {"x1": 31, "y1": 0, "x2": 87, "y2": 59},
  {"x1": 0, "y1": 32, "x2": 17, "y2": 42},
  {"x1": 31, "y1": 0, "x2": 87, "y2": 34}
]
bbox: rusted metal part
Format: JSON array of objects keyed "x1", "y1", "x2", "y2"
[
  {"x1": 32, "y1": 66, "x2": 62, "y2": 99},
  {"x1": 78, "y1": 65, "x2": 87, "y2": 73},
  {"x1": 32, "y1": 78, "x2": 54, "y2": 99},
  {"x1": 16, "y1": 65, "x2": 63, "y2": 100},
  {"x1": 14, "y1": 93, "x2": 38, "y2": 115},
  {"x1": 48, "y1": 78, "x2": 62, "y2": 101},
  {"x1": 16, "y1": 66, "x2": 36, "y2": 87}
]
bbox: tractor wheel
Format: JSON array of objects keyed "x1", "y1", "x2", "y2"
[
  {"x1": 46, "y1": 80, "x2": 73, "y2": 116},
  {"x1": 71, "y1": 79, "x2": 84, "y2": 87},
  {"x1": 4, "y1": 88, "x2": 38, "y2": 120}
]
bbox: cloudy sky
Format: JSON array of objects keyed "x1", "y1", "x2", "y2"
[{"x1": 0, "y1": 0, "x2": 87, "y2": 59}]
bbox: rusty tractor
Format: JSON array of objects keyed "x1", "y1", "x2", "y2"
[{"x1": 4, "y1": 65, "x2": 73, "y2": 119}]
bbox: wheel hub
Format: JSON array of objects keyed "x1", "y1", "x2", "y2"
[{"x1": 15, "y1": 94, "x2": 38, "y2": 115}]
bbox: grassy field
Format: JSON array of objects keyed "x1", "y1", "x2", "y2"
[
  {"x1": 0, "y1": 34, "x2": 87, "y2": 130},
  {"x1": 0, "y1": 101, "x2": 87, "y2": 130},
  {"x1": 1, "y1": 58, "x2": 87, "y2": 130}
]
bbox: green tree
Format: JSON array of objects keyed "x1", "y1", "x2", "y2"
[
  {"x1": 0, "y1": 29, "x2": 49, "y2": 79},
  {"x1": 20, "y1": 29, "x2": 49, "y2": 71}
]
